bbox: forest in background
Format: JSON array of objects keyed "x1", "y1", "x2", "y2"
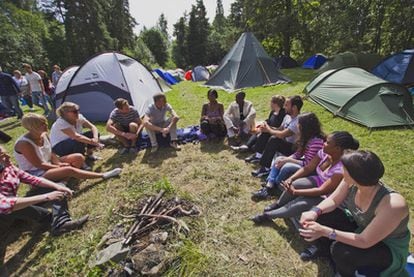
[{"x1": 1, "y1": 0, "x2": 413, "y2": 71}]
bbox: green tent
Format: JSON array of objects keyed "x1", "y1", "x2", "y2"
[
  {"x1": 304, "y1": 67, "x2": 414, "y2": 128},
  {"x1": 205, "y1": 32, "x2": 290, "y2": 91},
  {"x1": 318, "y1": 52, "x2": 382, "y2": 73}
]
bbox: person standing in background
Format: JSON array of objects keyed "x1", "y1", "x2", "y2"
[
  {"x1": 0, "y1": 66, "x2": 23, "y2": 119},
  {"x1": 38, "y1": 70, "x2": 55, "y2": 110},
  {"x1": 51, "y1": 65, "x2": 62, "y2": 88},
  {"x1": 23, "y1": 63, "x2": 50, "y2": 116},
  {"x1": 13, "y1": 70, "x2": 34, "y2": 111}
]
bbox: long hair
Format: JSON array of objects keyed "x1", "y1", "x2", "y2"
[{"x1": 297, "y1": 112, "x2": 325, "y2": 153}]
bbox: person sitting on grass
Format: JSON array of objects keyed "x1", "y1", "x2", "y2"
[
  {"x1": 0, "y1": 146, "x2": 89, "y2": 242},
  {"x1": 251, "y1": 112, "x2": 325, "y2": 201},
  {"x1": 50, "y1": 102, "x2": 103, "y2": 164},
  {"x1": 299, "y1": 150, "x2": 410, "y2": 277},
  {"x1": 233, "y1": 95, "x2": 286, "y2": 158},
  {"x1": 200, "y1": 89, "x2": 226, "y2": 139},
  {"x1": 15, "y1": 113, "x2": 121, "y2": 182},
  {"x1": 106, "y1": 98, "x2": 144, "y2": 154},
  {"x1": 251, "y1": 95, "x2": 303, "y2": 178},
  {"x1": 223, "y1": 91, "x2": 256, "y2": 146},
  {"x1": 143, "y1": 94, "x2": 181, "y2": 152},
  {"x1": 251, "y1": 131, "x2": 359, "y2": 224}
]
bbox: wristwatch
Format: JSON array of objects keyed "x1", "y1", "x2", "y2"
[
  {"x1": 310, "y1": 206, "x2": 323, "y2": 216},
  {"x1": 328, "y1": 229, "x2": 337, "y2": 240}
]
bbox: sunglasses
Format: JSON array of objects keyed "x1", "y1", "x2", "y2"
[{"x1": 68, "y1": 109, "x2": 79, "y2": 114}]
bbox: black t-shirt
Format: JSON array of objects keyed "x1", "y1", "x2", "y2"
[{"x1": 266, "y1": 108, "x2": 286, "y2": 128}]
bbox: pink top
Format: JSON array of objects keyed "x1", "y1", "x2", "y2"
[
  {"x1": 291, "y1": 137, "x2": 324, "y2": 166},
  {"x1": 313, "y1": 149, "x2": 343, "y2": 187},
  {"x1": 0, "y1": 165, "x2": 42, "y2": 214}
]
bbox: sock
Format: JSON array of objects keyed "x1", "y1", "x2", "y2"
[{"x1": 103, "y1": 168, "x2": 122, "y2": 179}]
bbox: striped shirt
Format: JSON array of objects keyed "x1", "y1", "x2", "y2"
[
  {"x1": 0, "y1": 165, "x2": 42, "y2": 214},
  {"x1": 109, "y1": 106, "x2": 140, "y2": 128},
  {"x1": 291, "y1": 137, "x2": 325, "y2": 166}
]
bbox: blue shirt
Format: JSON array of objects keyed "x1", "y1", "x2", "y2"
[{"x1": 0, "y1": 72, "x2": 20, "y2": 96}]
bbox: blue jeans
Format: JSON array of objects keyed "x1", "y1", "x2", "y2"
[
  {"x1": 32, "y1": 91, "x2": 50, "y2": 113},
  {"x1": 267, "y1": 161, "x2": 302, "y2": 187}
]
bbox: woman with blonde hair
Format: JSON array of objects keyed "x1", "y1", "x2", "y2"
[
  {"x1": 50, "y1": 102, "x2": 102, "y2": 160},
  {"x1": 14, "y1": 113, "x2": 121, "y2": 182}
]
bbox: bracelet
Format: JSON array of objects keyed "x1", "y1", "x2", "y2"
[
  {"x1": 310, "y1": 206, "x2": 323, "y2": 216},
  {"x1": 328, "y1": 228, "x2": 337, "y2": 240}
]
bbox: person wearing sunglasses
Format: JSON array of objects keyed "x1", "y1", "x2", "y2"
[
  {"x1": 0, "y1": 146, "x2": 89, "y2": 268},
  {"x1": 50, "y1": 102, "x2": 103, "y2": 164}
]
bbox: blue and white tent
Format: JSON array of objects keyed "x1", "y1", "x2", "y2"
[
  {"x1": 372, "y1": 49, "x2": 414, "y2": 85},
  {"x1": 55, "y1": 52, "x2": 163, "y2": 122}
]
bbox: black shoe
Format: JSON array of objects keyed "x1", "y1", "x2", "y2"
[
  {"x1": 250, "y1": 214, "x2": 272, "y2": 224},
  {"x1": 51, "y1": 215, "x2": 89, "y2": 236},
  {"x1": 251, "y1": 187, "x2": 271, "y2": 201},
  {"x1": 245, "y1": 154, "x2": 260, "y2": 164},
  {"x1": 264, "y1": 202, "x2": 281, "y2": 212},
  {"x1": 251, "y1": 167, "x2": 270, "y2": 178},
  {"x1": 300, "y1": 244, "x2": 320, "y2": 261}
]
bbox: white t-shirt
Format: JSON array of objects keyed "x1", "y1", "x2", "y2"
[
  {"x1": 285, "y1": 115, "x2": 299, "y2": 144},
  {"x1": 50, "y1": 114, "x2": 86, "y2": 147},
  {"x1": 25, "y1": 72, "x2": 42, "y2": 92}
]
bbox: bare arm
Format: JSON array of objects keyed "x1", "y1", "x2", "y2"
[
  {"x1": 143, "y1": 115, "x2": 164, "y2": 132},
  {"x1": 82, "y1": 119, "x2": 99, "y2": 141},
  {"x1": 61, "y1": 128, "x2": 98, "y2": 146},
  {"x1": 135, "y1": 117, "x2": 144, "y2": 134},
  {"x1": 286, "y1": 155, "x2": 321, "y2": 182},
  {"x1": 106, "y1": 118, "x2": 126, "y2": 137}
]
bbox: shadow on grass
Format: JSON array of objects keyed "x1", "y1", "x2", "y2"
[
  {"x1": 199, "y1": 139, "x2": 226, "y2": 153},
  {"x1": 2, "y1": 223, "x2": 49, "y2": 276},
  {"x1": 139, "y1": 147, "x2": 178, "y2": 168},
  {"x1": 0, "y1": 121, "x2": 21, "y2": 132}
]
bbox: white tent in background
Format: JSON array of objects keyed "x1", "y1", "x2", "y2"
[{"x1": 55, "y1": 52, "x2": 163, "y2": 121}]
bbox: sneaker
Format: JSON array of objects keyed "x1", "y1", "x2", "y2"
[
  {"x1": 103, "y1": 168, "x2": 122, "y2": 179},
  {"x1": 251, "y1": 187, "x2": 271, "y2": 202},
  {"x1": 264, "y1": 201, "x2": 281, "y2": 212},
  {"x1": 129, "y1": 147, "x2": 139, "y2": 154},
  {"x1": 250, "y1": 214, "x2": 272, "y2": 224},
  {"x1": 51, "y1": 215, "x2": 89, "y2": 236},
  {"x1": 300, "y1": 244, "x2": 321, "y2": 262},
  {"x1": 245, "y1": 154, "x2": 260, "y2": 164},
  {"x1": 170, "y1": 141, "x2": 181, "y2": 151},
  {"x1": 119, "y1": 147, "x2": 130, "y2": 155},
  {"x1": 251, "y1": 167, "x2": 270, "y2": 178},
  {"x1": 230, "y1": 145, "x2": 249, "y2": 152},
  {"x1": 150, "y1": 145, "x2": 159, "y2": 153}
]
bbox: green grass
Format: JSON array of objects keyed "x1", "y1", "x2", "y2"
[{"x1": 1, "y1": 68, "x2": 413, "y2": 276}]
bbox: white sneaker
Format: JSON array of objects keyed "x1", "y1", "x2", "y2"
[{"x1": 103, "y1": 168, "x2": 122, "y2": 179}]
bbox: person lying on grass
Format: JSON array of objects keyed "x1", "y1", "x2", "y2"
[
  {"x1": 106, "y1": 98, "x2": 144, "y2": 155},
  {"x1": 251, "y1": 131, "x2": 359, "y2": 223},
  {"x1": 251, "y1": 112, "x2": 325, "y2": 201},
  {"x1": 299, "y1": 150, "x2": 410, "y2": 277},
  {"x1": 50, "y1": 102, "x2": 103, "y2": 164},
  {"x1": 14, "y1": 113, "x2": 121, "y2": 182},
  {"x1": 232, "y1": 95, "x2": 286, "y2": 156},
  {"x1": 143, "y1": 93, "x2": 181, "y2": 152}
]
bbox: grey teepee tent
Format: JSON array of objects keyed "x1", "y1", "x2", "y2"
[{"x1": 205, "y1": 32, "x2": 290, "y2": 91}]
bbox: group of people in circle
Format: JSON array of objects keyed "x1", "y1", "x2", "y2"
[{"x1": 0, "y1": 87, "x2": 411, "y2": 276}]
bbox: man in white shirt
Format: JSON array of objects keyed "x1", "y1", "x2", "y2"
[
  {"x1": 223, "y1": 91, "x2": 256, "y2": 146},
  {"x1": 23, "y1": 63, "x2": 49, "y2": 115}
]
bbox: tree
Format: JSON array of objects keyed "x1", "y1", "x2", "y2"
[
  {"x1": 106, "y1": 0, "x2": 136, "y2": 50},
  {"x1": 172, "y1": 14, "x2": 188, "y2": 68},
  {"x1": 187, "y1": 0, "x2": 210, "y2": 66},
  {"x1": 141, "y1": 28, "x2": 168, "y2": 67},
  {"x1": 157, "y1": 13, "x2": 168, "y2": 38}
]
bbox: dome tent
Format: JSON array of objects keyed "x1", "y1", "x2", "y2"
[
  {"x1": 302, "y1": 54, "x2": 327, "y2": 69},
  {"x1": 55, "y1": 52, "x2": 163, "y2": 122},
  {"x1": 372, "y1": 49, "x2": 414, "y2": 85},
  {"x1": 205, "y1": 32, "x2": 290, "y2": 91},
  {"x1": 304, "y1": 67, "x2": 414, "y2": 128},
  {"x1": 318, "y1": 52, "x2": 382, "y2": 73},
  {"x1": 192, "y1": 65, "x2": 210, "y2": 81}
]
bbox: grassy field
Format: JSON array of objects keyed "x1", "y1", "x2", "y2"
[{"x1": 1, "y1": 68, "x2": 413, "y2": 276}]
